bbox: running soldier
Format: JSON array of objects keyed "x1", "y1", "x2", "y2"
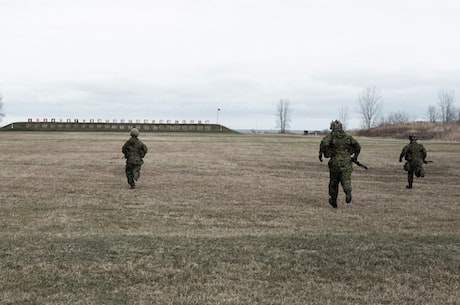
[
  {"x1": 319, "y1": 120, "x2": 361, "y2": 208},
  {"x1": 399, "y1": 135, "x2": 427, "y2": 189},
  {"x1": 122, "y1": 128, "x2": 148, "y2": 189}
]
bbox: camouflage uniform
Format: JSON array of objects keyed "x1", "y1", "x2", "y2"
[
  {"x1": 399, "y1": 135, "x2": 426, "y2": 189},
  {"x1": 319, "y1": 120, "x2": 361, "y2": 208},
  {"x1": 122, "y1": 128, "x2": 148, "y2": 189}
]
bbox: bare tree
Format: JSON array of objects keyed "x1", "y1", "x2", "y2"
[
  {"x1": 357, "y1": 86, "x2": 383, "y2": 129},
  {"x1": 437, "y1": 89, "x2": 455, "y2": 123},
  {"x1": 386, "y1": 111, "x2": 411, "y2": 125},
  {"x1": 275, "y1": 99, "x2": 291, "y2": 134},
  {"x1": 338, "y1": 105, "x2": 349, "y2": 130},
  {"x1": 426, "y1": 105, "x2": 439, "y2": 122}
]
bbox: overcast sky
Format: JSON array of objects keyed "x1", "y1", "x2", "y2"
[{"x1": 1, "y1": 0, "x2": 459, "y2": 130}]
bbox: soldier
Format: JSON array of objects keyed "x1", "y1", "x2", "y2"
[
  {"x1": 399, "y1": 135, "x2": 427, "y2": 189},
  {"x1": 122, "y1": 128, "x2": 148, "y2": 189},
  {"x1": 318, "y1": 120, "x2": 361, "y2": 208}
]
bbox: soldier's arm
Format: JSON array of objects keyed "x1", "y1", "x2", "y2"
[
  {"x1": 318, "y1": 141, "x2": 324, "y2": 162},
  {"x1": 319, "y1": 134, "x2": 334, "y2": 161},
  {"x1": 421, "y1": 145, "x2": 427, "y2": 161},
  {"x1": 318, "y1": 139, "x2": 328, "y2": 161},
  {"x1": 350, "y1": 136, "x2": 361, "y2": 159},
  {"x1": 399, "y1": 146, "x2": 408, "y2": 162},
  {"x1": 138, "y1": 143, "x2": 148, "y2": 158},
  {"x1": 122, "y1": 143, "x2": 127, "y2": 156}
]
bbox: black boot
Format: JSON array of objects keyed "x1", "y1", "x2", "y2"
[
  {"x1": 328, "y1": 197, "x2": 337, "y2": 208},
  {"x1": 134, "y1": 169, "x2": 140, "y2": 181},
  {"x1": 419, "y1": 168, "x2": 425, "y2": 178},
  {"x1": 128, "y1": 176, "x2": 135, "y2": 189},
  {"x1": 345, "y1": 190, "x2": 352, "y2": 203}
]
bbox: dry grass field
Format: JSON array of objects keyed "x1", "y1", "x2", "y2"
[{"x1": 0, "y1": 131, "x2": 459, "y2": 305}]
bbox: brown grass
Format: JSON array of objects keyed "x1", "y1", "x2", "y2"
[
  {"x1": 0, "y1": 132, "x2": 459, "y2": 304},
  {"x1": 355, "y1": 121, "x2": 460, "y2": 141}
]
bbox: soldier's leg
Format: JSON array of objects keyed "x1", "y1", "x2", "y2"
[
  {"x1": 133, "y1": 164, "x2": 141, "y2": 181},
  {"x1": 126, "y1": 163, "x2": 135, "y2": 188},
  {"x1": 341, "y1": 169, "x2": 353, "y2": 203},
  {"x1": 328, "y1": 171, "x2": 340, "y2": 208},
  {"x1": 415, "y1": 167, "x2": 425, "y2": 178},
  {"x1": 407, "y1": 170, "x2": 414, "y2": 189}
]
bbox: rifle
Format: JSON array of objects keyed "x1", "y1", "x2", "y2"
[
  {"x1": 423, "y1": 160, "x2": 434, "y2": 164},
  {"x1": 353, "y1": 160, "x2": 368, "y2": 170}
]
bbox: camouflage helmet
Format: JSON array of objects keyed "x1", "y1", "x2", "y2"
[
  {"x1": 130, "y1": 128, "x2": 140, "y2": 137},
  {"x1": 329, "y1": 120, "x2": 343, "y2": 131},
  {"x1": 408, "y1": 134, "x2": 418, "y2": 141}
]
